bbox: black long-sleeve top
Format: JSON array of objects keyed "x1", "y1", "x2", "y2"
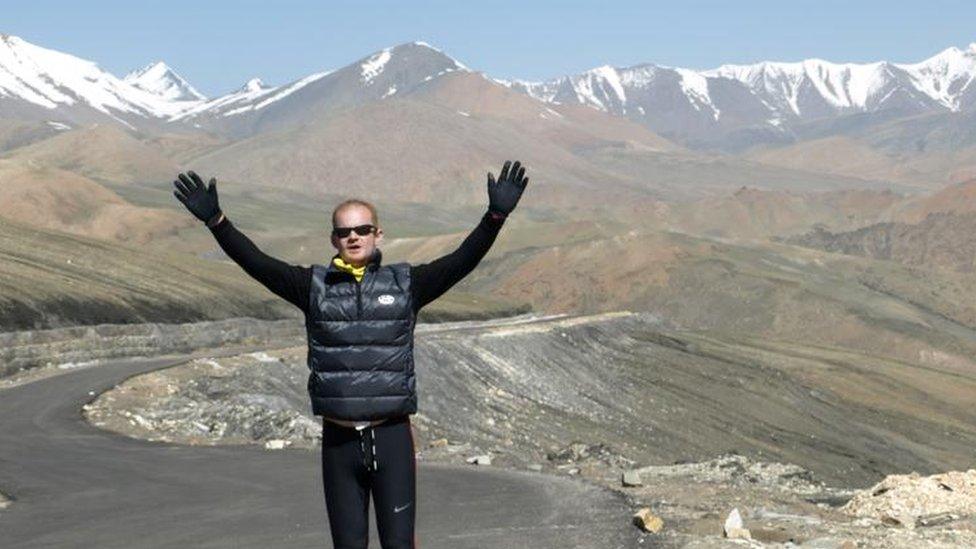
[{"x1": 208, "y1": 211, "x2": 505, "y2": 316}]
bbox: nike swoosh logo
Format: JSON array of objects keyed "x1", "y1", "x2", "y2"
[{"x1": 394, "y1": 502, "x2": 412, "y2": 513}]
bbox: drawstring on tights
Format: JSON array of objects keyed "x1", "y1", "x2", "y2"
[{"x1": 358, "y1": 426, "x2": 378, "y2": 472}]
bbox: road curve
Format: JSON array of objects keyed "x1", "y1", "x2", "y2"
[{"x1": 0, "y1": 353, "x2": 643, "y2": 548}]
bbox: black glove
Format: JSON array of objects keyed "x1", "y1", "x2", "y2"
[
  {"x1": 173, "y1": 171, "x2": 221, "y2": 224},
  {"x1": 487, "y1": 160, "x2": 529, "y2": 217}
]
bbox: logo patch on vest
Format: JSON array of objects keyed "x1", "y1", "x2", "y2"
[{"x1": 378, "y1": 294, "x2": 395, "y2": 305}]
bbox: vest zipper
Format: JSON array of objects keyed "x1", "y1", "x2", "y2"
[{"x1": 355, "y1": 278, "x2": 363, "y2": 318}]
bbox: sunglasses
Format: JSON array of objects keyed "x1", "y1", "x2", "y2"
[{"x1": 332, "y1": 224, "x2": 376, "y2": 238}]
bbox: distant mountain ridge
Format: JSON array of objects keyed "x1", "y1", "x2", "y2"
[
  {"x1": 506, "y1": 44, "x2": 976, "y2": 149},
  {"x1": 2, "y1": 32, "x2": 974, "y2": 150}
]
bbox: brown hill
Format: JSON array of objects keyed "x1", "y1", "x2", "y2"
[
  {"x1": 145, "y1": 131, "x2": 229, "y2": 164},
  {"x1": 0, "y1": 159, "x2": 191, "y2": 244},
  {"x1": 746, "y1": 136, "x2": 976, "y2": 191},
  {"x1": 661, "y1": 186, "x2": 906, "y2": 239},
  {"x1": 1, "y1": 124, "x2": 178, "y2": 184},
  {"x1": 893, "y1": 177, "x2": 976, "y2": 223},
  {"x1": 746, "y1": 136, "x2": 917, "y2": 184},
  {"x1": 0, "y1": 215, "x2": 296, "y2": 331}
]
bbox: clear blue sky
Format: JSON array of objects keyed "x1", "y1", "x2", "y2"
[{"x1": 7, "y1": 0, "x2": 976, "y2": 96}]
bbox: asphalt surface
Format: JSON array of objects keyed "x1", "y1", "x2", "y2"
[{"x1": 0, "y1": 354, "x2": 643, "y2": 548}]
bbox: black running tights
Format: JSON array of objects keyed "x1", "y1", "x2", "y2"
[{"x1": 320, "y1": 415, "x2": 416, "y2": 548}]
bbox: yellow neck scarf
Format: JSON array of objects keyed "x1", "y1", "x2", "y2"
[{"x1": 332, "y1": 256, "x2": 366, "y2": 282}]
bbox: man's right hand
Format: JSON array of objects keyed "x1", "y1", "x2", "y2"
[{"x1": 173, "y1": 171, "x2": 222, "y2": 225}]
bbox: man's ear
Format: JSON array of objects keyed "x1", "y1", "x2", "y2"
[
  {"x1": 374, "y1": 227, "x2": 384, "y2": 244},
  {"x1": 330, "y1": 233, "x2": 340, "y2": 250}
]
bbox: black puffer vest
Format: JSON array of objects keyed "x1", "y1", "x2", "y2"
[{"x1": 305, "y1": 249, "x2": 417, "y2": 419}]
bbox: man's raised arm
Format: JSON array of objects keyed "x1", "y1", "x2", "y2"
[
  {"x1": 410, "y1": 160, "x2": 529, "y2": 311},
  {"x1": 172, "y1": 171, "x2": 310, "y2": 314}
]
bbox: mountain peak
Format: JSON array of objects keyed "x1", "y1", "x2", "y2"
[
  {"x1": 125, "y1": 61, "x2": 169, "y2": 81},
  {"x1": 391, "y1": 40, "x2": 466, "y2": 67},
  {"x1": 915, "y1": 44, "x2": 976, "y2": 66},
  {"x1": 357, "y1": 42, "x2": 470, "y2": 86},
  {"x1": 240, "y1": 78, "x2": 270, "y2": 93},
  {"x1": 124, "y1": 61, "x2": 205, "y2": 101}
]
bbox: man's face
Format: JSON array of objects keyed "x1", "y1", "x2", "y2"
[{"x1": 331, "y1": 204, "x2": 383, "y2": 267}]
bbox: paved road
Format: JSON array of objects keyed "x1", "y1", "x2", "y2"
[{"x1": 0, "y1": 354, "x2": 642, "y2": 548}]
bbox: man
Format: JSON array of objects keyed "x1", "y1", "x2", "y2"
[{"x1": 172, "y1": 161, "x2": 528, "y2": 549}]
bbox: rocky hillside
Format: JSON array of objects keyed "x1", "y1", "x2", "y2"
[
  {"x1": 87, "y1": 312, "x2": 976, "y2": 487},
  {"x1": 785, "y1": 211, "x2": 976, "y2": 273}
]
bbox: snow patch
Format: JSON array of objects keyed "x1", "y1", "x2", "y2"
[
  {"x1": 590, "y1": 65, "x2": 626, "y2": 104},
  {"x1": 361, "y1": 48, "x2": 392, "y2": 84},
  {"x1": 675, "y1": 68, "x2": 719, "y2": 119},
  {"x1": 242, "y1": 78, "x2": 268, "y2": 93},
  {"x1": 539, "y1": 107, "x2": 563, "y2": 120}
]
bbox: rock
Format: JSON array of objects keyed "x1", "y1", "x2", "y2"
[
  {"x1": 723, "y1": 508, "x2": 750, "y2": 539},
  {"x1": 632, "y1": 507, "x2": 664, "y2": 533},
  {"x1": 843, "y1": 468, "x2": 976, "y2": 524},
  {"x1": 466, "y1": 454, "x2": 491, "y2": 466},
  {"x1": 428, "y1": 438, "x2": 449, "y2": 448},
  {"x1": 264, "y1": 439, "x2": 290, "y2": 450},
  {"x1": 916, "y1": 511, "x2": 956, "y2": 527},
  {"x1": 622, "y1": 470, "x2": 643, "y2": 487},
  {"x1": 527, "y1": 464, "x2": 543, "y2": 472},
  {"x1": 881, "y1": 512, "x2": 916, "y2": 529},
  {"x1": 445, "y1": 443, "x2": 471, "y2": 454},
  {"x1": 724, "y1": 507, "x2": 743, "y2": 531},
  {"x1": 567, "y1": 467, "x2": 580, "y2": 476},
  {"x1": 544, "y1": 441, "x2": 635, "y2": 468}
]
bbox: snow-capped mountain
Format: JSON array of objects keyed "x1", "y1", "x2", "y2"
[
  {"x1": 0, "y1": 34, "x2": 202, "y2": 127},
  {"x1": 172, "y1": 41, "x2": 470, "y2": 136},
  {"x1": 123, "y1": 61, "x2": 206, "y2": 102},
  {"x1": 508, "y1": 44, "x2": 976, "y2": 148},
  {"x1": 0, "y1": 34, "x2": 471, "y2": 137}
]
